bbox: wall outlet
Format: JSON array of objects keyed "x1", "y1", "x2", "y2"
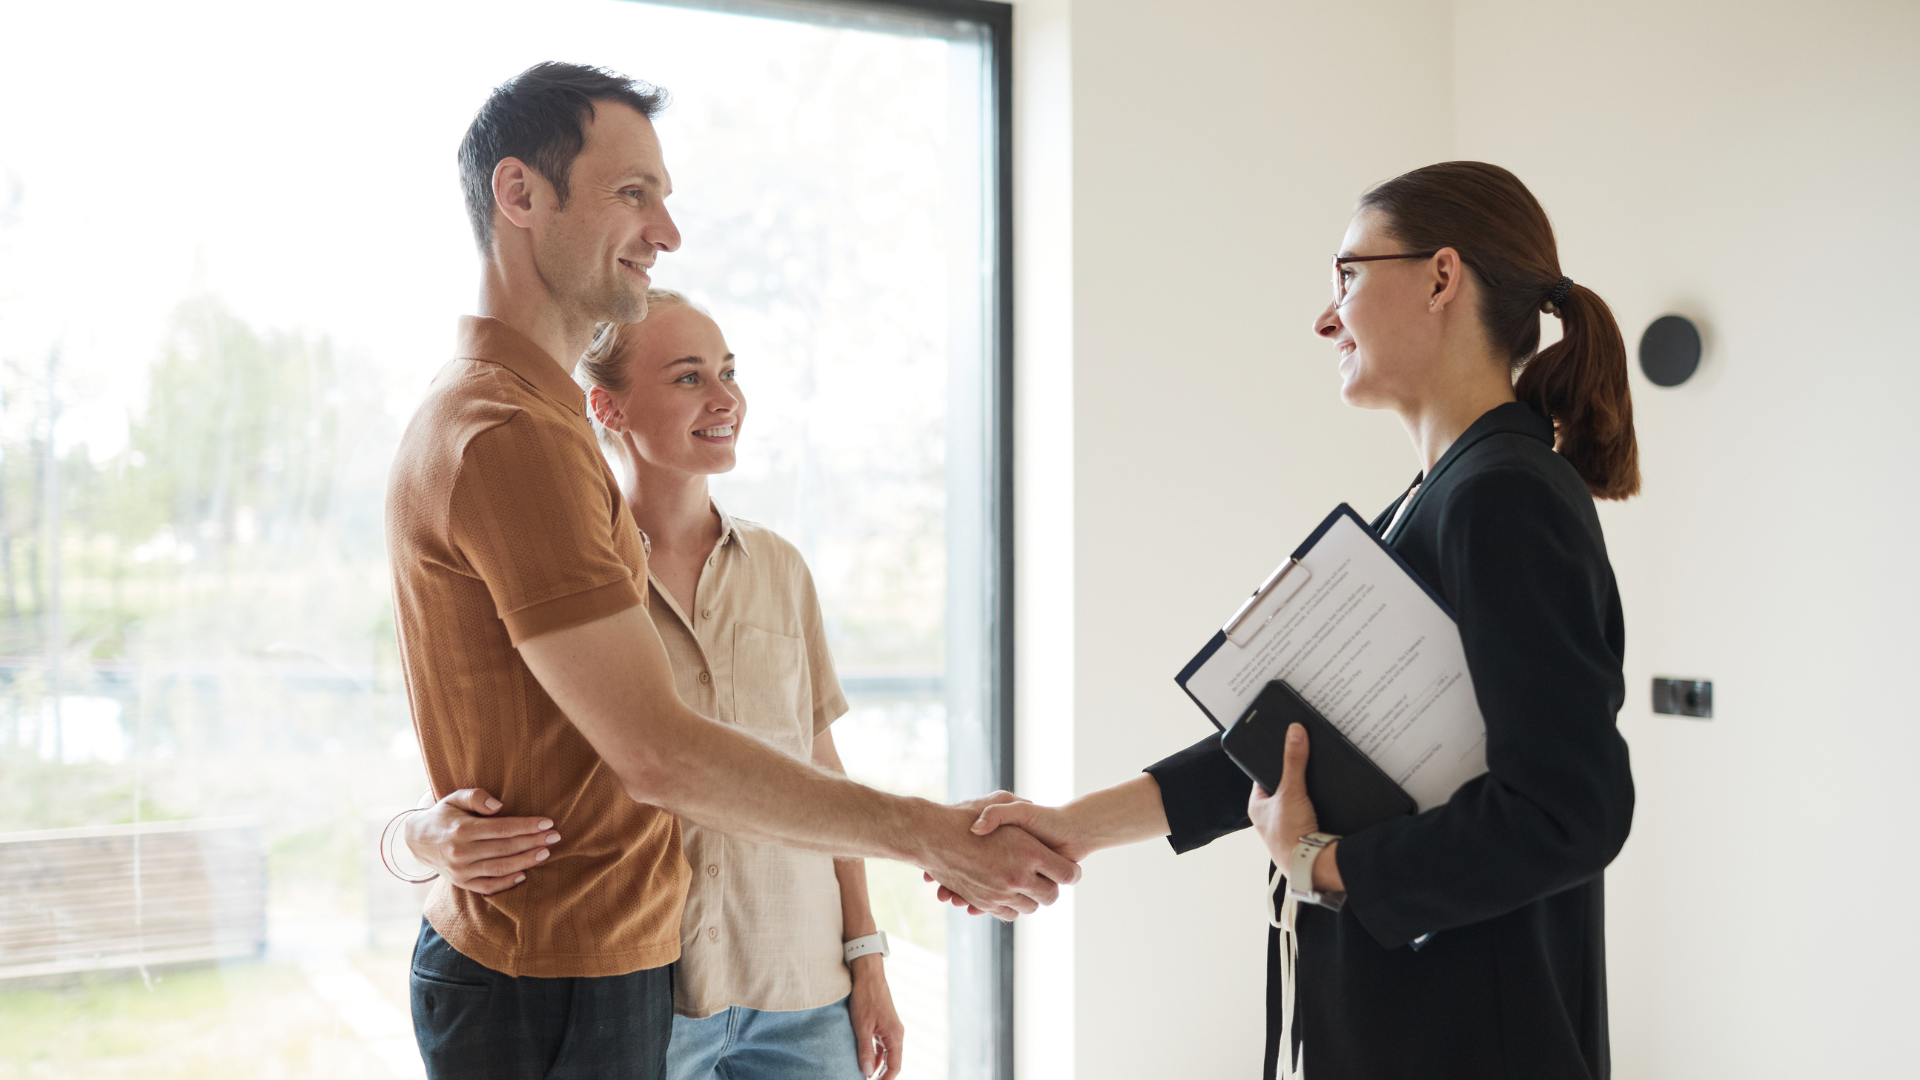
[{"x1": 1652, "y1": 677, "x2": 1713, "y2": 718}]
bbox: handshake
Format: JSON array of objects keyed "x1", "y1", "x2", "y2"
[
  {"x1": 403, "y1": 787, "x2": 1118, "y2": 922},
  {"x1": 405, "y1": 741, "x2": 1312, "y2": 921},
  {"x1": 922, "y1": 729, "x2": 1326, "y2": 917},
  {"x1": 910, "y1": 792, "x2": 1092, "y2": 921}
]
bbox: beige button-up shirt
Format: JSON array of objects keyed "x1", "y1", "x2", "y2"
[{"x1": 646, "y1": 503, "x2": 852, "y2": 1018}]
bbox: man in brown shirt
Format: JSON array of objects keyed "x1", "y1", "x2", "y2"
[{"x1": 388, "y1": 62, "x2": 1074, "y2": 1079}]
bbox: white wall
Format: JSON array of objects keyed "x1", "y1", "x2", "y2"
[
  {"x1": 1452, "y1": 2, "x2": 1920, "y2": 1076},
  {"x1": 1014, "y1": 0, "x2": 1920, "y2": 1076},
  {"x1": 1014, "y1": 1, "x2": 1451, "y2": 1076}
]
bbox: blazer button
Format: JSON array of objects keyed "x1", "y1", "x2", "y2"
[
  {"x1": 707, "y1": 864, "x2": 719, "y2": 877},
  {"x1": 698, "y1": 671, "x2": 711, "y2": 684},
  {"x1": 707, "y1": 926, "x2": 720, "y2": 941},
  {"x1": 702, "y1": 609, "x2": 713, "y2": 620}
]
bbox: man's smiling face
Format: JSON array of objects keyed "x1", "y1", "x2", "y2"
[{"x1": 530, "y1": 101, "x2": 681, "y2": 326}]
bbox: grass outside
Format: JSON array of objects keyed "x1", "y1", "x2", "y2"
[{"x1": 0, "y1": 958, "x2": 402, "y2": 1079}]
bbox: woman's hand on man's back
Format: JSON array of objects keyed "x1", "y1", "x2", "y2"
[{"x1": 404, "y1": 788, "x2": 563, "y2": 895}]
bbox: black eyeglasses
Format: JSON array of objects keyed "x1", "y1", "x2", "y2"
[{"x1": 1331, "y1": 250, "x2": 1439, "y2": 305}]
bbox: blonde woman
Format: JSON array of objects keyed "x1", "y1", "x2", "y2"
[{"x1": 403, "y1": 291, "x2": 904, "y2": 1080}]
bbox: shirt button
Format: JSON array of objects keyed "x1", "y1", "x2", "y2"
[
  {"x1": 707, "y1": 864, "x2": 719, "y2": 877},
  {"x1": 702, "y1": 609, "x2": 712, "y2": 620},
  {"x1": 707, "y1": 926, "x2": 719, "y2": 941},
  {"x1": 698, "y1": 671, "x2": 711, "y2": 684}
]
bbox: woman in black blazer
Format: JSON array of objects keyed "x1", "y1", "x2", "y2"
[{"x1": 955, "y1": 162, "x2": 1639, "y2": 1079}]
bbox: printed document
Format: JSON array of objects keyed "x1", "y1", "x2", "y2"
[{"x1": 1178, "y1": 507, "x2": 1487, "y2": 811}]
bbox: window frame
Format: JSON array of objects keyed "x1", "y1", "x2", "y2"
[{"x1": 632, "y1": 0, "x2": 1017, "y2": 1073}]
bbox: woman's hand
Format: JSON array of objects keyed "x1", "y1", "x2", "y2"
[
  {"x1": 404, "y1": 788, "x2": 561, "y2": 895},
  {"x1": 931, "y1": 775, "x2": 1172, "y2": 913},
  {"x1": 970, "y1": 799, "x2": 1095, "y2": 862},
  {"x1": 924, "y1": 795, "x2": 1090, "y2": 914},
  {"x1": 1247, "y1": 723, "x2": 1344, "y2": 893},
  {"x1": 848, "y1": 955, "x2": 904, "y2": 1080},
  {"x1": 922, "y1": 791, "x2": 1061, "y2": 914}
]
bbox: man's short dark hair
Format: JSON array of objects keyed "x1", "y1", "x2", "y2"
[{"x1": 458, "y1": 62, "x2": 668, "y2": 253}]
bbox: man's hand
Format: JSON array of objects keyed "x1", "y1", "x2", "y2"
[
  {"x1": 928, "y1": 800, "x2": 1084, "y2": 914},
  {"x1": 1248, "y1": 722, "x2": 1343, "y2": 893},
  {"x1": 938, "y1": 775, "x2": 1172, "y2": 913},
  {"x1": 848, "y1": 955, "x2": 904, "y2": 1080},
  {"x1": 404, "y1": 788, "x2": 561, "y2": 895},
  {"x1": 915, "y1": 803, "x2": 1080, "y2": 921}
]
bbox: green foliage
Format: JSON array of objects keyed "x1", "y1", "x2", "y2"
[
  {"x1": 0, "y1": 297, "x2": 395, "y2": 631},
  {"x1": 0, "y1": 297, "x2": 413, "y2": 833},
  {"x1": 123, "y1": 297, "x2": 348, "y2": 552},
  {"x1": 0, "y1": 749, "x2": 180, "y2": 831}
]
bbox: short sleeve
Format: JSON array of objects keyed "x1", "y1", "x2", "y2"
[
  {"x1": 794, "y1": 559, "x2": 849, "y2": 733},
  {"x1": 448, "y1": 413, "x2": 644, "y2": 645}
]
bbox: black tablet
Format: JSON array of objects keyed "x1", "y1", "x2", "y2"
[{"x1": 1219, "y1": 680, "x2": 1417, "y2": 836}]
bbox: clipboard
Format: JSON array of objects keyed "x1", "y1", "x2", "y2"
[
  {"x1": 1178, "y1": 505, "x2": 1456, "y2": 729},
  {"x1": 1174, "y1": 504, "x2": 1488, "y2": 814}
]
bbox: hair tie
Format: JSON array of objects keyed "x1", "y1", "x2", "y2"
[{"x1": 1542, "y1": 276, "x2": 1574, "y2": 313}]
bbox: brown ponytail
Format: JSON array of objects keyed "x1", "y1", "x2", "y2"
[{"x1": 1359, "y1": 162, "x2": 1640, "y2": 499}]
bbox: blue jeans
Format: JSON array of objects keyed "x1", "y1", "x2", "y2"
[
  {"x1": 666, "y1": 996, "x2": 865, "y2": 1080},
  {"x1": 409, "y1": 919, "x2": 673, "y2": 1080}
]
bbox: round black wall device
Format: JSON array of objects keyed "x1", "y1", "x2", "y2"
[{"x1": 1639, "y1": 315, "x2": 1702, "y2": 387}]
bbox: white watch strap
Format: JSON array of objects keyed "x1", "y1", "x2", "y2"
[
  {"x1": 1286, "y1": 832, "x2": 1345, "y2": 912},
  {"x1": 843, "y1": 931, "x2": 890, "y2": 964}
]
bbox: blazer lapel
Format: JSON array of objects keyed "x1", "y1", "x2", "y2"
[{"x1": 1382, "y1": 402, "x2": 1555, "y2": 542}]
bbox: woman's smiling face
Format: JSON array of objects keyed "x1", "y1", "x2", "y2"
[
  {"x1": 595, "y1": 303, "x2": 745, "y2": 476},
  {"x1": 1313, "y1": 208, "x2": 1448, "y2": 412}
]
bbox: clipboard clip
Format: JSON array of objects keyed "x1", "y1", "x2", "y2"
[{"x1": 1223, "y1": 557, "x2": 1310, "y2": 647}]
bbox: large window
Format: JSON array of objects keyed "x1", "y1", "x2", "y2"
[{"x1": 0, "y1": 1, "x2": 1012, "y2": 1076}]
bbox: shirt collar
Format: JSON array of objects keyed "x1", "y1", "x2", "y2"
[
  {"x1": 454, "y1": 315, "x2": 585, "y2": 417},
  {"x1": 637, "y1": 499, "x2": 752, "y2": 563},
  {"x1": 711, "y1": 498, "x2": 751, "y2": 558}
]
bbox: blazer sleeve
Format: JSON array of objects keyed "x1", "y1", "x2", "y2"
[
  {"x1": 1336, "y1": 466, "x2": 1634, "y2": 948},
  {"x1": 1144, "y1": 735, "x2": 1254, "y2": 854}
]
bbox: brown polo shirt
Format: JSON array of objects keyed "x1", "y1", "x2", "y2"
[{"x1": 386, "y1": 315, "x2": 686, "y2": 978}]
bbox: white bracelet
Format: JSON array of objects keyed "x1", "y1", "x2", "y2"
[
  {"x1": 1285, "y1": 832, "x2": 1345, "y2": 911},
  {"x1": 843, "y1": 931, "x2": 890, "y2": 965},
  {"x1": 380, "y1": 792, "x2": 440, "y2": 885}
]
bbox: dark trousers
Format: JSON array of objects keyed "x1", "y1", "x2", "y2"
[{"x1": 409, "y1": 919, "x2": 673, "y2": 1080}]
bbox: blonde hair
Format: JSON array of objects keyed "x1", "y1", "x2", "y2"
[{"x1": 577, "y1": 288, "x2": 700, "y2": 394}]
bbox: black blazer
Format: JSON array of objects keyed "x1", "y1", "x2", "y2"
[{"x1": 1147, "y1": 402, "x2": 1633, "y2": 1080}]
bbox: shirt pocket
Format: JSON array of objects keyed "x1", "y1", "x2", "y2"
[{"x1": 731, "y1": 623, "x2": 812, "y2": 757}]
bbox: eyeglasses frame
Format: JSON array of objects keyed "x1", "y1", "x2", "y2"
[{"x1": 1331, "y1": 250, "x2": 1441, "y2": 306}]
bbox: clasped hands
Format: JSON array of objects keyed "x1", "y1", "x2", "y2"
[
  {"x1": 933, "y1": 722, "x2": 1342, "y2": 913},
  {"x1": 399, "y1": 789, "x2": 1083, "y2": 920},
  {"x1": 402, "y1": 724, "x2": 1340, "y2": 921}
]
